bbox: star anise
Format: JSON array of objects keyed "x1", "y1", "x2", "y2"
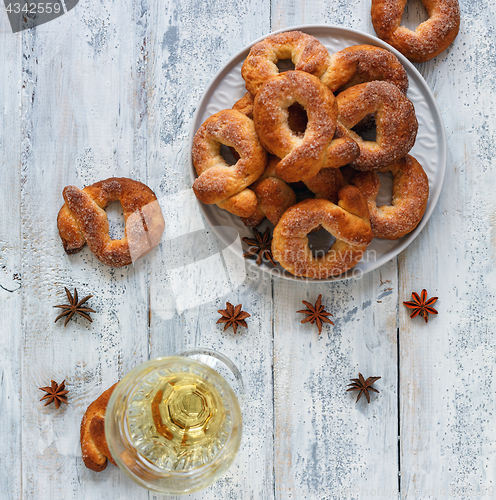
[
  {"x1": 347, "y1": 374, "x2": 381, "y2": 403},
  {"x1": 403, "y1": 289, "x2": 438, "y2": 323},
  {"x1": 217, "y1": 302, "x2": 250, "y2": 334},
  {"x1": 241, "y1": 227, "x2": 276, "y2": 266},
  {"x1": 297, "y1": 294, "x2": 334, "y2": 334},
  {"x1": 54, "y1": 287, "x2": 96, "y2": 327},
  {"x1": 39, "y1": 380, "x2": 69, "y2": 409}
]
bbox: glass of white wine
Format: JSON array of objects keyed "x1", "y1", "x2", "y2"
[{"x1": 105, "y1": 349, "x2": 243, "y2": 495}]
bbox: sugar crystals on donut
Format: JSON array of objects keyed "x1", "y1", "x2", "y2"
[
  {"x1": 192, "y1": 30, "x2": 432, "y2": 278},
  {"x1": 371, "y1": 0, "x2": 460, "y2": 63},
  {"x1": 57, "y1": 177, "x2": 165, "y2": 267}
]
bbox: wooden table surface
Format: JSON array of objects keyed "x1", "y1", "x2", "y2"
[{"x1": 1, "y1": 0, "x2": 494, "y2": 499}]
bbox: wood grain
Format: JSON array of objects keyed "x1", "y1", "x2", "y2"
[
  {"x1": 19, "y1": 1, "x2": 151, "y2": 497},
  {"x1": 269, "y1": 2, "x2": 400, "y2": 499},
  {"x1": 0, "y1": 10, "x2": 22, "y2": 500},
  {"x1": 399, "y1": 2, "x2": 496, "y2": 497},
  {"x1": 143, "y1": 0, "x2": 273, "y2": 498}
]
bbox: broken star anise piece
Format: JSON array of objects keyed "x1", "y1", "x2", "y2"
[
  {"x1": 54, "y1": 287, "x2": 96, "y2": 327},
  {"x1": 39, "y1": 380, "x2": 69, "y2": 409},
  {"x1": 347, "y1": 373, "x2": 381, "y2": 404},
  {"x1": 241, "y1": 227, "x2": 276, "y2": 266},
  {"x1": 297, "y1": 294, "x2": 334, "y2": 335},
  {"x1": 403, "y1": 289, "x2": 438, "y2": 323},
  {"x1": 217, "y1": 302, "x2": 250, "y2": 334}
]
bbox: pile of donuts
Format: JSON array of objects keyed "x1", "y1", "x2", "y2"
[{"x1": 192, "y1": 31, "x2": 431, "y2": 279}]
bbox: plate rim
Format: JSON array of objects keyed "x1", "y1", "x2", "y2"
[{"x1": 188, "y1": 24, "x2": 447, "y2": 282}]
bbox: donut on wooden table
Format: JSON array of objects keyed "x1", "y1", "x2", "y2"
[
  {"x1": 192, "y1": 109, "x2": 267, "y2": 218},
  {"x1": 371, "y1": 0, "x2": 460, "y2": 63},
  {"x1": 80, "y1": 383, "x2": 118, "y2": 472},
  {"x1": 321, "y1": 44, "x2": 409, "y2": 94},
  {"x1": 57, "y1": 177, "x2": 165, "y2": 267},
  {"x1": 272, "y1": 185, "x2": 374, "y2": 278},
  {"x1": 336, "y1": 81, "x2": 418, "y2": 171},
  {"x1": 241, "y1": 156, "x2": 297, "y2": 227},
  {"x1": 351, "y1": 154, "x2": 429, "y2": 239},
  {"x1": 254, "y1": 70, "x2": 337, "y2": 183},
  {"x1": 241, "y1": 30, "x2": 330, "y2": 96}
]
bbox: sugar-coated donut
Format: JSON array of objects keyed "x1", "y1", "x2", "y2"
[
  {"x1": 371, "y1": 0, "x2": 460, "y2": 63},
  {"x1": 80, "y1": 384, "x2": 118, "y2": 472},
  {"x1": 57, "y1": 178, "x2": 165, "y2": 267},
  {"x1": 242, "y1": 30, "x2": 330, "y2": 96},
  {"x1": 192, "y1": 109, "x2": 267, "y2": 218},
  {"x1": 336, "y1": 81, "x2": 418, "y2": 171},
  {"x1": 272, "y1": 186, "x2": 374, "y2": 278},
  {"x1": 351, "y1": 154, "x2": 429, "y2": 239},
  {"x1": 254, "y1": 70, "x2": 337, "y2": 183},
  {"x1": 322, "y1": 44, "x2": 408, "y2": 94}
]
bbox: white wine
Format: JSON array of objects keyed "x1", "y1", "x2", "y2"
[{"x1": 126, "y1": 369, "x2": 233, "y2": 471}]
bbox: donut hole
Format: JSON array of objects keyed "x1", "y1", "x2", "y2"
[
  {"x1": 376, "y1": 171, "x2": 394, "y2": 206},
  {"x1": 276, "y1": 59, "x2": 296, "y2": 73},
  {"x1": 106, "y1": 200, "x2": 126, "y2": 240},
  {"x1": 220, "y1": 144, "x2": 238, "y2": 165},
  {"x1": 352, "y1": 119, "x2": 377, "y2": 142},
  {"x1": 307, "y1": 228, "x2": 336, "y2": 258},
  {"x1": 400, "y1": 0, "x2": 430, "y2": 31},
  {"x1": 287, "y1": 103, "x2": 308, "y2": 136}
]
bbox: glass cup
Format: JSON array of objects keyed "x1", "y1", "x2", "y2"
[{"x1": 105, "y1": 350, "x2": 243, "y2": 495}]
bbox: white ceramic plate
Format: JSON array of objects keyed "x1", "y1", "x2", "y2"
[{"x1": 189, "y1": 25, "x2": 446, "y2": 281}]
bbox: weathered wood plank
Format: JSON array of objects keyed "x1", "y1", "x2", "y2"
[
  {"x1": 399, "y1": 3, "x2": 496, "y2": 497},
  {"x1": 270, "y1": 2, "x2": 400, "y2": 499},
  {"x1": 19, "y1": 1, "x2": 153, "y2": 498},
  {"x1": 273, "y1": 263, "x2": 399, "y2": 499},
  {"x1": 0, "y1": 11, "x2": 22, "y2": 500},
  {"x1": 142, "y1": 0, "x2": 274, "y2": 498}
]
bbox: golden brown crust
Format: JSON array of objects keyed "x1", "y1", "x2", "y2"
[
  {"x1": 336, "y1": 81, "x2": 418, "y2": 171},
  {"x1": 321, "y1": 44, "x2": 409, "y2": 94},
  {"x1": 241, "y1": 156, "x2": 297, "y2": 227},
  {"x1": 80, "y1": 383, "x2": 118, "y2": 472},
  {"x1": 325, "y1": 122, "x2": 361, "y2": 169},
  {"x1": 272, "y1": 186, "x2": 374, "y2": 278},
  {"x1": 241, "y1": 31, "x2": 330, "y2": 96},
  {"x1": 192, "y1": 109, "x2": 267, "y2": 218},
  {"x1": 254, "y1": 71, "x2": 337, "y2": 182},
  {"x1": 351, "y1": 154, "x2": 429, "y2": 239},
  {"x1": 57, "y1": 178, "x2": 165, "y2": 267},
  {"x1": 232, "y1": 92, "x2": 255, "y2": 119},
  {"x1": 371, "y1": 0, "x2": 460, "y2": 63},
  {"x1": 303, "y1": 167, "x2": 345, "y2": 204}
]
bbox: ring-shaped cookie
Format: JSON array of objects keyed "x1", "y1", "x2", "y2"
[
  {"x1": 272, "y1": 186, "x2": 374, "y2": 278},
  {"x1": 351, "y1": 154, "x2": 429, "y2": 239},
  {"x1": 192, "y1": 109, "x2": 267, "y2": 218},
  {"x1": 254, "y1": 70, "x2": 337, "y2": 183},
  {"x1": 57, "y1": 178, "x2": 165, "y2": 267},
  {"x1": 241, "y1": 30, "x2": 330, "y2": 96},
  {"x1": 371, "y1": 0, "x2": 460, "y2": 63},
  {"x1": 337, "y1": 81, "x2": 418, "y2": 171},
  {"x1": 321, "y1": 44, "x2": 408, "y2": 94}
]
